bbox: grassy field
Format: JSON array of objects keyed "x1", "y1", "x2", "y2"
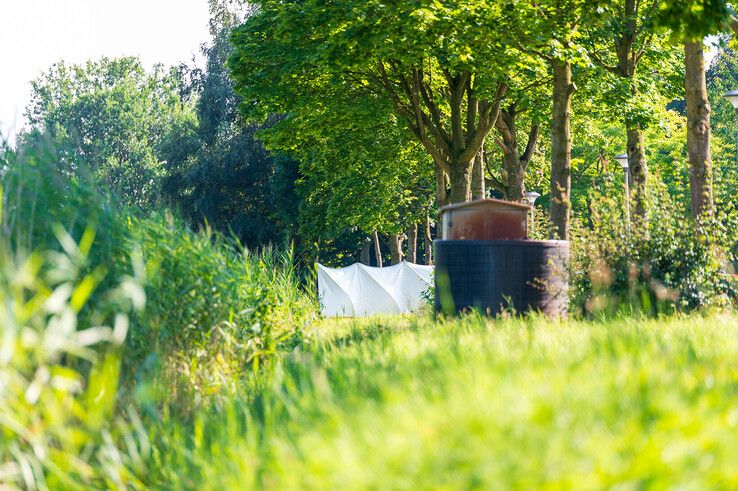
[{"x1": 150, "y1": 312, "x2": 738, "y2": 490}]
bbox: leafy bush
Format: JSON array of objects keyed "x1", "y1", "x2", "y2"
[{"x1": 571, "y1": 179, "x2": 738, "y2": 315}]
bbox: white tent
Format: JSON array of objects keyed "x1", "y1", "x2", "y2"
[{"x1": 316, "y1": 262, "x2": 434, "y2": 317}]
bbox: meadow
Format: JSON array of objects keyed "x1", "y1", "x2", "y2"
[{"x1": 149, "y1": 312, "x2": 738, "y2": 490}]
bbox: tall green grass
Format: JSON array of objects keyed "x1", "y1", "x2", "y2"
[
  {"x1": 0, "y1": 133, "x2": 317, "y2": 488},
  {"x1": 0, "y1": 230, "x2": 150, "y2": 489},
  {"x1": 126, "y1": 214, "x2": 317, "y2": 414},
  {"x1": 149, "y1": 313, "x2": 738, "y2": 490},
  {"x1": 2, "y1": 139, "x2": 317, "y2": 408}
]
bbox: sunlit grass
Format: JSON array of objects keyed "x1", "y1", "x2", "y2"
[{"x1": 149, "y1": 312, "x2": 738, "y2": 490}]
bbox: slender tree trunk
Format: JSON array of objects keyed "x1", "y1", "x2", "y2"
[
  {"x1": 406, "y1": 223, "x2": 418, "y2": 263},
  {"x1": 471, "y1": 148, "x2": 486, "y2": 200},
  {"x1": 449, "y1": 159, "x2": 473, "y2": 203},
  {"x1": 550, "y1": 59, "x2": 574, "y2": 240},
  {"x1": 388, "y1": 233, "x2": 404, "y2": 264},
  {"x1": 626, "y1": 126, "x2": 648, "y2": 229},
  {"x1": 373, "y1": 230, "x2": 383, "y2": 267},
  {"x1": 424, "y1": 208, "x2": 433, "y2": 265},
  {"x1": 360, "y1": 238, "x2": 371, "y2": 265},
  {"x1": 435, "y1": 163, "x2": 449, "y2": 208},
  {"x1": 685, "y1": 40, "x2": 713, "y2": 219}
]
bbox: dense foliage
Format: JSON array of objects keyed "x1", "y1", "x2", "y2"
[
  {"x1": 159, "y1": 6, "x2": 303, "y2": 249},
  {"x1": 21, "y1": 58, "x2": 194, "y2": 208}
]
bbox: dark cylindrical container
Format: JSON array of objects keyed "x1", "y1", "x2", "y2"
[{"x1": 434, "y1": 240, "x2": 569, "y2": 317}]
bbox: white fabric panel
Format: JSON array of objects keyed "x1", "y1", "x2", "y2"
[
  {"x1": 316, "y1": 263, "x2": 357, "y2": 317},
  {"x1": 317, "y1": 261, "x2": 434, "y2": 317},
  {"x1": 398, "y1": 262, "x2": 434, "y2": 312}
]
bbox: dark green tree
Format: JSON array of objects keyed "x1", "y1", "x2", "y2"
[{"x1": 160, "y1": 1, "x2": 301, "y2": 248}]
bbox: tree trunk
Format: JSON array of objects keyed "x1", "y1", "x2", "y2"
[
  {"x1": 424, "y1": 208, "x2": 433, "y2": 265},
  {"x1": 471, "y1": 148, "x2": 486, "y2": 200},
  {"x1": 684, "y1": 40, "x2": 713, "y2": 219},
  {"x1": 435, "y1": 163, "x2": 449, "y2": 208},
  {"x1": 406, "y1": 223, "x2": 418, "y2": 263},
  {"x1": 388, "y1": 233, "x2": 404, "y2": 264},
  {"x1": 494, "y1": 106, "x2": 539, "y2": 203},
  {"x1": 550, "y1": 58, "x2": 574, "y2": 240},
  {"x1": 626, "y1": 126, "x2": 648, "y2": 230},
  {"x1": 449, "y1": 159, "x2": 473, "y2": 204},
  {"x1": 373, "y1": 230, "x2": 383, "y2": 267},
  {"x1": 507, "y1": 164, "x2": 525, "y2": 202},
  {"x1": 360, "y1": 238, "x2": 371, "y2": 265},
  {"x1": 503, "y1": 148, "x2": 525, "y2": 202}
]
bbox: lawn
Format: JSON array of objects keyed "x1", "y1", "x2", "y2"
[{"x1": 151, "y1": 312, "x2": 738, "y2": 490}]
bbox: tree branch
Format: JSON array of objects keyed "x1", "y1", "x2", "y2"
[
  {"x1": 495, "y1": 105, "x2": 515, "y2": 143},
  {"x1": 494, "y1": 136, "x2": 510, "y2": 154},
  {"x1": 376, "y1": 61, "x2": 414, "y2": 121},
  {"x1": 466, "y1": 74, "x2": 478, "y2": 140},
  {"x1": 521, "y1": 124, "x2": 540, "y2": 166},
  {"x1": 486, "y1": 173, "x2": 507, "y2": 193},
  {"x1": 634, "y1": 30, "x2": 654, "y2": 66},
  {"x1": 449, "y1": 72, "x2": 467, "y2": 150},
  {"x1": 377, "y1": 61, "x2": 451, "y2": 167},
  {"x1": 417, "y1": 67, "x2": 452, "y2": 146},
  {"x1": 459, "y1": 82, "x2": 507, "y2": 164},
  {"x1": 589, "y1": 49, "x2": 620, "y2": 75}
]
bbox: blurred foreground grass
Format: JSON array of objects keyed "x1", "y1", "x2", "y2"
[{"x1": 151, "y1": 312, "x2": 738, "y2": 490}]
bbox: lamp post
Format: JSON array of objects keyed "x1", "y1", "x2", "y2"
[
  {"x1": 724, "y1": 90, "x2": 738, "y2": 163},
  {"x1": 524, "y1": 191, "x2": 540, "y2": 237},
  {"x1": 614, "y1": 153, "x2": 630, "y2": 231}
]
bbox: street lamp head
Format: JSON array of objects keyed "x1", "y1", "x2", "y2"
[
  {"x1": 614, "y1": 153, "x2": 629, "y2": 170},
  {"x1": 524, "y1": 191, "x2": 541, "y2": 206},
  {"x1": 724, "y1": 90, "x2": 738, "y2": 109}
]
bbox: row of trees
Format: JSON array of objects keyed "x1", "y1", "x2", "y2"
[
  {"x1": 9, "y1": 1, "x2": 738, "y2": 267},
  {"x1": 228, "y1": 0, "x2": 738, "y2": 242}
]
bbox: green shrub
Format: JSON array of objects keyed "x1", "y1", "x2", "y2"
[{"x1": 571, "y1": 179, "x2": 738, "y2": 315}]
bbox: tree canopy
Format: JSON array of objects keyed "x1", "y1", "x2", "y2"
[
  {"x1": 11, "y1": 0, "x2": 738, "y2": 266},
  {"x1": 22, "y1": 57, "x2": 194, "y2": 207}
]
